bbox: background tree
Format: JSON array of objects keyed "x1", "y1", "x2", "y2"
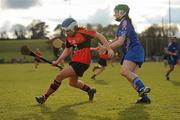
[
  {"x1": 27, "y1": 20, "x2": 49, "y2": 39},
  {"x1": 11, "y1": 24, "x2": 26, "y2": 39},
  {"x1": 0, "y1": 31, "x2": 8, "y2": 40},
  {"x1": 139, "y1": 24, "x2": 179, "y2": 59}
]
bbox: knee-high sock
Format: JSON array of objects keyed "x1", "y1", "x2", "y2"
[
  {"x1": 133, "y1": 77, "x2": 145, "y2": 93},
  {"x1": 81, "y1": 83, "x2": 91, "y2": 92},
  {"x1": 44, "y1": 80, "x2": 61, "y2": 98}
]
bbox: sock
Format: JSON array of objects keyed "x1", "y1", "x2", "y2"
[
  {"x1": 133, "y1": 77, "x2": 145, "y2": 93},
  {"x1": 81, "y1": 84, "x2": 91, "y2": 92},
  {"x1": 142, "y1": 94, "x2": 149, "y2": 100},
  {"x1": 44, "y1": 94, "x2": 49, "y2": 99},
  {"x1": 44, "y1": 80, "x2": 61, "y2": 99}
]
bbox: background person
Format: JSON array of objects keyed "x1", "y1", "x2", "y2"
[
  {"x1": 34, "y1": 48, "x2": 42, "y2": 70},
  {"x1": 90, "y1": 47, "x2": 109, "y2": 80},
  {"x1": 165, "y1": 36, "x2": 179, "y2": 80}
]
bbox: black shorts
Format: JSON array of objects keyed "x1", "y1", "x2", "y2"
[
  {"x1": 69, "y1": 62, "x2": 90, "y2": 77},
  {"x1": 98, "y1": 58, "x2": 107, "y2": 67}
]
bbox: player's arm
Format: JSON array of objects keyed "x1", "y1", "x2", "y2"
[
  {"x1": 52, "y1": 40, "x2": 72, "y2": 65},
  {"x1": 109, "y1": 19, "x2": 128, "y2": 49},
  {"x1": 167, "y1": 50, "x2": 177, "y2": 56},
  {"x1": 94, "y1": 32, "x2": 114, "y2": 57},
  {"x1": 165, "y1": 48, "x2": 177, "y2": 56},
  {"x1": 108, "y1": 38, "x2": 118, "y2": 44},
  {"x1": 57, "y1": 48, "x2": 71, "y2": 61},
  {"x1": 109, "y1": 36, "x2": 125, "y2": 49},
  {"x1": 94, "y1": 32, "x2": 111, "y2": 51},
  {"x1": 52, "y1": 48, "x2": 71, "y2": 65},
  {"x1": 90, "y1": 47, "x2": 99, "y2": 51}
]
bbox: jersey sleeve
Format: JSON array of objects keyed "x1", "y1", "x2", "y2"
[
  {"x1": 116, "y1": 19, "x2": 129, "y2": 37},
  {"x1": 78, "y1": 29, "x2": 96, "y2": 38}
]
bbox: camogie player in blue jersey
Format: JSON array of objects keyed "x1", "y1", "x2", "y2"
[
  {"x1": 105, "y1": 4, "x2": 151, "y2": 103},
  {"x1": 165, "y1": 37, "x2": 180, "y2": 80}
]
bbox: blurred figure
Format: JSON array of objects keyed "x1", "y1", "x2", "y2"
[
  {"x1": 91, "y1": 47, "x2": 109, "y2": 80},
  {"x1": 165, "y1": 36, "x2": 179, "y2": 80},
  {"x1": 34, "y1": 48, "x2": 42, "y2": 70},
  {"x1": 108, "y1": 52, "x2": 120, "y2": 67}
]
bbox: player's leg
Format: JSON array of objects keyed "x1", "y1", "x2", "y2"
[
  {"x1": 177, "y1": 59, "x2": 180, "y2": 66},
  {"x1": 92, "y1": 59, "x2": 104, "y2": 72},
  {"x1": 35, "y1": 66, "x2": 76, "y2": 104},
  {"x1": 130, "y1": 65, "x2": 139, "y2": 89},
  {"x1": 69, "y1": 76, "x2": 96, "y2": 101},
  {"x1": 165, "y1": 65, "x2": 174, "y2": 80},
  {"x1": 91, "y1": 66, "x2": 105, "y2": 80},
  {"x1": 92, "y1": 65, "x2": 101, "y2": 72},
  {"x1": 70, "y1": 62, "x2": 96, "y2": 101},
  {"x1": 121, "y1": 60, "x2": 151, "y2": 103},
  {"x1": 91, "y1": 59, "x2": 107, "y2": 79},
  {"x1": 121, "y1": 60, "x2": 138, "y2": 85},
  {"x1": 108, "y1": 59, "x2": 114, "y2": 67},
  {"x1": 34, "y1": 60, "x2": 38, "y2": 69}
]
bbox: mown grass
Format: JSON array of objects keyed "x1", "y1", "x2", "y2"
[
  {"x1": 0, "y1": 39, "x2": 53, "y2": 62},
  {"x1": 0, "y1": 62, "x2": 180, "y2": 120}
]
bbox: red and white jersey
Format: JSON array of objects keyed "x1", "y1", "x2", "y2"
[{"x1": 66, "y1": 28, "x2": 96, "y2": 65}]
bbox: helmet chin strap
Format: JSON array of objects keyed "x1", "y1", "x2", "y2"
[{"x1": 115, "y1": 18, "x2": 121, "y2": 22}]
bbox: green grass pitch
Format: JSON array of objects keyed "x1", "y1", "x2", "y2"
[
  {"x1": 0, "y1": 62, "x2": 180, "y2": 120},
  {"x1": 0, "y1": 39, "x2": 53, "y2": 62}
]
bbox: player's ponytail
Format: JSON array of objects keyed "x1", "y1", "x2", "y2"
[{"x1": 125, "y1": 15, "x2": 132, "y2": 24}]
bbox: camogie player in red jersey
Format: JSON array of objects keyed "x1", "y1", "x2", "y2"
[
  {"x1": 35, "y1": 18, "x2": 114, "y2": 104},
  {"x1": 90, "y1": 47, "x2": 109, "y2": 80}
]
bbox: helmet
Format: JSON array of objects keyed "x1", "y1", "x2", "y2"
[
  {"x1": 114, "y1": 4, "x2": 130, "y2": 16},
  {"x1": 61, "y1": 18, "x2": 77, "y2": 31}
]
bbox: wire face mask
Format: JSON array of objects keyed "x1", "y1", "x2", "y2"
[{"x1": 61, "y1": 18, "x2": 77, "y2": 36}]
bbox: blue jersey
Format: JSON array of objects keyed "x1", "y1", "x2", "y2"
[
  {"x1": 116, "y1": 17, "x2": 144, "y2": 67},
  {"x1": 116, "y1": 18, "x2": 141, "y2": 53},
  {"x1": 167, "y1": 42, "x2": 178, "y2": 53},
  {"x1": 167, "y1": 42, "x2": 179, "y2": 65}
]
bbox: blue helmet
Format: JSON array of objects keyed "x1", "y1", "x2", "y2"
[{"x1": 61, "y1": 18, "x2": 77, "y2": 31}]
